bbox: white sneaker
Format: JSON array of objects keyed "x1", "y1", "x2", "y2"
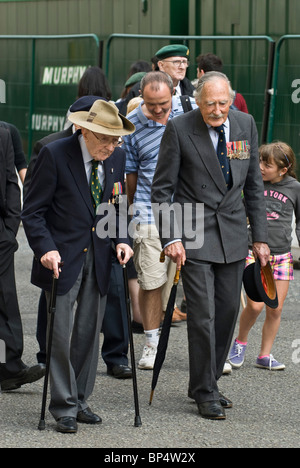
[
  {"x1": 223, "y1": 362, "x2": 232, "y2": 374},
  {"x1": 138, "y1": 344, "x2": 157, "y2": 369}
]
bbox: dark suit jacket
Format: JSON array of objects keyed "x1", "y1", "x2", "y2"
[
  {"x1": 22, "y1": 130, "x2": 129, "y2": 296},
  {"x1": 0, "y1": 128, "x2": 20, "y2": 273},
  {"x1": 151, "y1": 108, "x2": 268, "y2": 263}
]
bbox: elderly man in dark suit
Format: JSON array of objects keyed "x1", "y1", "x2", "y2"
[
  {"x1": 22, "y1": 100, "x2": 134, "y2": 433},
  {"x1": 0, "y1": 127, "x2": 45, "y2": 391},
  {"x1": 151, "y1": 71, "x2": 270, "y2": 420}
]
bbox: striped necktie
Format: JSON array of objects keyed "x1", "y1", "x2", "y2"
[{"x1": 90, "y1": 159, "x2": 102, "y2": 213}]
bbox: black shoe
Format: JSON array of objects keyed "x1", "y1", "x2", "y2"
[
  {"x1": 56, "y1": 417, "x2": 78, "y2": 433},
  {"x1": 107, "y1": 364, "x2": 132, "y2": 379},
  {"x1": 219, "y1": 393, "x2": 233, "y2": 408},
  {"x1": 197, "y1": 401, "x2": 226, "y2": 420},
  {"x1": 77, "y1": 407, "x2": 102, "y2": 424},
  {"x1": 0, "y1": 364, "x2": 46, "y2": 391}
]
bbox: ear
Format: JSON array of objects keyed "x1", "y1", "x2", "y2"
[
  {"x1": 157, "y1": 60, "x2": 164, "y2": 70},
  {"x1": 197, "y1": 68, "x2": 205, "y2": 78},
  {"x1": 281, "y1": 166, "x2": 288, "y2": 176}
]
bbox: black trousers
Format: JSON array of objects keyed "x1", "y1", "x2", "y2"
[
  {"x1": 101, "y1": 253, "x2": 129, "y2": 369},
  {"x1": 182, "y1": 258, "x2": 245, "y2": 404},
  {"x1": 0, "y1": 253, "x2": 26, "y2": 380}
]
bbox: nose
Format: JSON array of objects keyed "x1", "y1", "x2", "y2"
[
  {"x1": 153, "y1": 105, "x2": 162, "y2": 113},
  {"x1": 213, "y1": 103, "x2": 222, "y2": 114}
]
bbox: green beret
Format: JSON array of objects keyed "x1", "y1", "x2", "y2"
[
  {"x1": 124, "y1": 72, "x2": 147, "y2": 88},
  {"x1": 155, "y1": 44, "x2": 189, "y2": 60}
]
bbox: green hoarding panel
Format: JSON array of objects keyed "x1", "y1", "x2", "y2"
[
  {"x1": 268, "y1": 36, "x2": 300, "y2": 179},
  {"x1": 0, "y1": 35, "x2": 100, "y2": 159}
]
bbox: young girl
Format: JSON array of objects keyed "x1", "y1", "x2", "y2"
[{"x1": 229, "y1": 142, "x2": 300, "y2": 370}]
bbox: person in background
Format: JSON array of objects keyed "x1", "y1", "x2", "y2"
[
  {"x1": 196, "y1": 53, "x2": 249, "y2": 113},
  {"x1": 229, "y1": 142, "x2": 300, "y2": 371},
  {"x1": 0, "y1": 121, "x2": 27, "y2": 183},
  {"x1": 64, "y1": 66, "x2": 112, "y2": 129},
  {"x1": 115, "y1": 72, "x2": 148, "y2": 116},
  {"x1": 125, "y1": 44, "x2": 195, "y2": 105},
  {"x1": 0, "y1": 126, "x2": 45, "y2": 392},
  {"x1": 124, "y1": 71, "x2": 197, "y2": 370}
]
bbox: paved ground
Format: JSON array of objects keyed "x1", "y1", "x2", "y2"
[{"x1": 0, "y1": 226, "x2": 299, "y2": 450}]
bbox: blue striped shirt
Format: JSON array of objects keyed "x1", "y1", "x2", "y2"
[{"x1": 124, "y1": 95, "x2": 197, "y2": 224}]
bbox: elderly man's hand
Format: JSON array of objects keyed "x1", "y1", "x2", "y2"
[
  {"x1": 40, "y1": 250, "x2": 62, "y2": 278},
  {"x1": 252, "y1": 242, "x2": 270, "y2": 268},
  {"x1": 164, "y1": 241, "x2": 186, "y2": 270},
  {"x1": 116, "y1": 243, "x2": 133, "y2": 265}
]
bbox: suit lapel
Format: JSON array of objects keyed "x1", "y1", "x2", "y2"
[
  {"x1": 102, "y1": 158, "x2": 115, "y2": 202},
  {"x1": 67, "y1": 135, "x2": 94, "y2": 216},
  {"x1": 189, "y1": 110, "x2": 227, "y2": 195}
]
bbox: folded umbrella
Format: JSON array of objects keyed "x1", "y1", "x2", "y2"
[{"x1": 149, "y1": 253, "x2": 181, "y2": 405}]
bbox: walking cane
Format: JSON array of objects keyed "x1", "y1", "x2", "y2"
[
  {"x1": 121, "y1": 252, "x2": 142, "y2": 427},
  {"x1": 38, "y1": 263, "x2": 63, "y2": 430}
]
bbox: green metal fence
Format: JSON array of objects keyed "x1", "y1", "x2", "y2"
[
  {"x1": 268, "y1": 35, "x2": 300, "y2": 178},
  {"x1": 0, "y1": 34, "x2": 100, "y2": 157},
  {"x1": 0, "y1": 32, "x2": 299, "y2": 173}
]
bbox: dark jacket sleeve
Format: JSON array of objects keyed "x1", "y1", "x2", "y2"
[{"x1": 0, "y1": 127, "x2": 21, "y2": 235}]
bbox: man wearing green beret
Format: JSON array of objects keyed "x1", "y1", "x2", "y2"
[
  {"x1": 154, "y1": 44, "x2": 194, "y2": 96},
  {"x1": 124, "y1": 44, "x2": 195, "y2": 104}
]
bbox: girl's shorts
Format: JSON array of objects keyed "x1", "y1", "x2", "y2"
[{"x1": 246, "y1": 250, "x2": 294, "y2": 281}]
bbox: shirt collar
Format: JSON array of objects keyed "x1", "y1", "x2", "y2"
[{"x1": 207, "y1": 117, "x2": 229, "y2": 131}]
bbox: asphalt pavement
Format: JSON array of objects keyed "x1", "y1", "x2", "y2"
[{"x1": 0, "y1": 226, "x2": 299, "y2": 450}]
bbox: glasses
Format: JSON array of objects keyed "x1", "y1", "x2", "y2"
[
  {"x1": 91, "y1": 132, "x2": 123, "y2": 147},
  {"x1": 162, "y1": 60, "x2": 189, "y2": 68}
]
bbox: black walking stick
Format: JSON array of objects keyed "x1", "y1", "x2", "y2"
[
  {"x1": 149, "y1": 253, "x2": 181, "y2": 405},
  {"x1": 121, "y1": 252, "x2": 142, "y2": 427},
  {"x1": 38, "y1": 263, "x2": 63, "y2": 430}
]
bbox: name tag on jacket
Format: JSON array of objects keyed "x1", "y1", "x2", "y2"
[{"x1": 226, "y1": 140, "x2": 250, "y2": 160}]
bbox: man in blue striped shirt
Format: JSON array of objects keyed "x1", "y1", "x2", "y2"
[{"x1": 123, "y1": 71, "x2": 197, "y2": 369}]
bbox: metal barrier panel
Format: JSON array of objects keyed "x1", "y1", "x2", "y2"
[
  {"x1": 105, "y1": 34, "x2": 274, "y2": 143},
  {"x1": 0, "y1": 35, "x2": 100, "y2": 159},
  {"x1": 268, "y1": 35, "x2": 300, "y2": 179}
]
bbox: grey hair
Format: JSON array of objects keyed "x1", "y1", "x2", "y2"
[
  {"x1": 193, "y1": 71, "x2": 235, "y2": 102},
  {"x1": 140, "y1": 71, "x2": 174, "y2": 96}
]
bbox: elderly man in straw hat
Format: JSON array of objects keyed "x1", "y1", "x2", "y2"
[{"x1": 22, "y1": 100, "x2": 135, "y2": 433}]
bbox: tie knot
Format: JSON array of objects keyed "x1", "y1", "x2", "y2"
[
  {"x1": 91, "y1": 159, "x2": 98, "y2": 170},
  {"x1": 214, "y1": 124, "x2": 224, "y2": 134}
]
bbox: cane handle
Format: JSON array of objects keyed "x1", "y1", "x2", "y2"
[{"x1": 174, "y1": 268, "x2": 181, "y2": 285}]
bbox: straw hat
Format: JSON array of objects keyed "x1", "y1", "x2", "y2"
[{"x1": 68, "y1": 99, "x2": 135, "y2": 136}]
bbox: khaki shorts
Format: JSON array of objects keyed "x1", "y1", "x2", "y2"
[{"x1": 133, "y1": 224, "x2": 176, "y2": 299}]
